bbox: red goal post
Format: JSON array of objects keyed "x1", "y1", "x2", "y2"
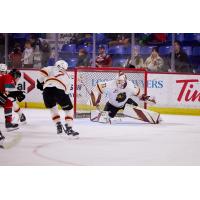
[{"x1": 74, "y1": 67, "x2": 147, "y2": 117}]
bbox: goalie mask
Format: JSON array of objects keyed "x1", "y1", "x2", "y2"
[
  {"x1": 116, "y1": 72, "x2": 127, "y2": 89},
  {"x1": 55, "y1": 60, "x2": 68, "y2": 72},
  {"x1": 0, "y1": 63, "x2": 7, "y2": 74}
]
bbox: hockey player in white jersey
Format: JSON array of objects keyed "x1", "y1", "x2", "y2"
[
  {"x1": 91, "y1": 71, "x2": 160, "y2": 124},
  {"x1": 0, "y1": 63, "x2": 26, "y2": 124},
  {"x1": 37, "y1": 60, "x2": 79, "y2": 137}
]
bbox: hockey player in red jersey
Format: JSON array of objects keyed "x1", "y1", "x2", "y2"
[
  {"x1": 0, "y1": 68, "x2": 25, "y2": 132},
  {"x1": 0, "y1": 64, "x2": 26, "y2": 124}
]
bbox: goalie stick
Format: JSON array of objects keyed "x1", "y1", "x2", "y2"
[{"x1": 78, "y1": 74, "x2": 103, "y2": 119}]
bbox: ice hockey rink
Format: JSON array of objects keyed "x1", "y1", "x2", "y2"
[{"x1": 0, "y1": 108, "x2": 200, "y2": 166}]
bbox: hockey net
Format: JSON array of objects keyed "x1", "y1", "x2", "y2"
[{"x1": 74, "y1": 68, "x2": 147, "y2": 118}]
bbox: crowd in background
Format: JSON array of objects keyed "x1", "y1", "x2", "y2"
[{"x1": 0, "y1": 33, "x2": 199, "y2": 73}]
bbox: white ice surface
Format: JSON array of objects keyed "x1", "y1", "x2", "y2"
[{"x1": 0, "y1": 108, "x2": 200, "y2": 166}]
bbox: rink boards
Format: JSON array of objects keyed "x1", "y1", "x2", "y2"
[{"x1": 17, "y1": 70, "x2": 200, "y2": 116}]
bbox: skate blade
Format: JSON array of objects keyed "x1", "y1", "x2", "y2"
[
  {"x1": 67, "y1": 134, "x2": 79, "y2": 140},
  {"x1": 20, "y1": 121, "x2": 27, "y2": 125},
  {"x1": 6, "y1": 127, "x2": 19, "y2": 132}
]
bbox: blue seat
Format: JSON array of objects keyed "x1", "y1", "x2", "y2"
[
  {"x1": 108, "y1": 45, "x2": 131, "y2": 55},
  {"x1": 184, "y1": 34, "x2": 197, "y2": 41},
  {"x1": 77, "y1": 45, "x2": 93, "y2": 53},
  {"x1": 196, "y1": 34, "x2": 200, "y2": 42},
  {"x1": 13, "y1": 33, "x2": 29, "y2": 39},
  {"x1": 68, "y1": 58, "x2": 78, "y2": 68},
  {"x1": 192, "y1": 47, "x2": 200, "y2": 56},
  {"x1": 112, "y1": 58, "x2": 127, "y2": 67},
  {"x1": 159, "y1": 46, "x2": 172, "y2": 55},
  {"x1": 196, "y1": 66, "x2": 200, "y2": 73},
  {"x1": 48, "y1": 58, "x2": 55, "y2": 66},
  {"x1": 140, "y1": 46, "x2": 154, "y2": 55},
  {"x1": 182, "y1": 46, "x2": 192, "y2": 56},
  {"x1": 192, "y1": 47, "x2": 200, "y2": 68},
  {"x1": 175, "y1": 33, "x2": 184, "y2": 42},
  {"x1": 124, "y1": 46, "x2": 131, "y2": 54},
  {"x1": 61, "y1": 44, "x2": 76, "y2": 53},
  {"x1": 167, "y1": 33, "x2": 172, "y2": 42},
  {"x1": 96, "y1": 33, "x2": 105, "y2": 41},
  {"x1": 108, "y1": 45, "x2": 125, "y2": 54}
]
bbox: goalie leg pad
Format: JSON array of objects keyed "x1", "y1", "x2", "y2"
[
  {"x1": 90, "y1": 110, "x2": 110, "y2": 123},
  {"x1": 123, "y1": 104, "x2": 160, "y2": 124}
]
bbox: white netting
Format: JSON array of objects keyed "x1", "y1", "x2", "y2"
[{"x1": 75, "y1": 69, "x2": 147, "y2": 116}]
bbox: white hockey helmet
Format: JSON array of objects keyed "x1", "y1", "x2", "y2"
[
  {"x1": 55, "y1": 60, "x2": 68, "y2": 71},
  {"x1": 0, "y1": 63, "x2": 8, "y2": 74},
  {"x1": 116, "y1": 71, "x2": 127, "y2": 89}
]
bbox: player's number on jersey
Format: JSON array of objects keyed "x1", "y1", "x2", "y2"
[{"x1": 116, "y1": 92, "x2": 126, "y2": 102}]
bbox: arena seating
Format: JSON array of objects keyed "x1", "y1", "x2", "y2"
[{"x1": 42, "y1": 34, "x2": 200, "y2": 71}]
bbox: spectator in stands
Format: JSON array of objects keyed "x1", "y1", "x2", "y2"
[
  {"x1": 108, "y1": 34, "x2": 130, "y2": 46},
  {"x1": 139, "y1": 33, "x2": 167, "y2": 45},
  {"x1": 124, "y1": 46, "x2": 144, "y2": 68},
  {"x1": 22, "y1": 40, "x2": 34, "y2": 68},
  {"x1": 29, "y1": 34, "x2": 37, "y2": 49},
  {"x1": 59, "y1": 33, "x2": 75, "y2": 44},
  {"x1": 33, "y1": 44, "x2": 42, "y2": 68},
  {"x1": 170, "y1": 40, "x2": 190, "y2": 73},
  {"x1": 76, "y1": 48, "x2": 91, "y2": 67},
  {"x1": 96, "y1": 45, "x2": 112, "y2": 67},
  {"x1": 39, "y1": 39, "x2": 51, "y2": 67},
  {"x1": 9, "y1": 45, "x2": 22, "y2": 68},
  {"x1": 144, "y1": 47, "x2": 164, "y2": 72}
]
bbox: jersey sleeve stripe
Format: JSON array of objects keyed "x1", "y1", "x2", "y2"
[
  {"x1": 5, "y1": 84, "x2": 15, "y2": 88},
  {"x1": 65, "y1": 116, "x2": 73, "y2": 121},
  {"x1": 55, "y1": 73, "x2": 64, "y2": 78},
  {"x1": 45, "y1": 78, "x2": 67, "y2": 91},
  {"x1": 52, "y1": 115, "x2": 60, "y2": 121},
  {"x1": 40, "y1": 69, "x2": 48, "y2": 77}
]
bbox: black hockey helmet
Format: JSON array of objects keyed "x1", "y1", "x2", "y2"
[{"x1": 9, "y1": 69, "x2": 21, "y2": 79}]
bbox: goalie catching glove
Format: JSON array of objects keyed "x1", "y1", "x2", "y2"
[{"x1": 140, "y1": 94, "x2": 156, "y2": 105}]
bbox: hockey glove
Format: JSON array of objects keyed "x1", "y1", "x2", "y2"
[
  {"x1": 37, "y1": 80, "x2": 44, "y2": 91},
  {"x1": 8, "y1": 91, "x2": 25, "y2": 102},
  {"x1": 16, "y1": 92, "x2": 25, "y2": 102}
]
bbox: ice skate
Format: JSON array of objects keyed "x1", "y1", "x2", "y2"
[
  {"x1": 56, "y1": 122, "x2": 64, "y2": 134},
  {"x1": 64, "y1": 124, "x2": 79, "y2": 139},
  {"x1": 6, "y1": 122, "x2": 19, "y2": 132},
  {"x1": 19, "y1": 113, "x2": 27, "y2": 124}
]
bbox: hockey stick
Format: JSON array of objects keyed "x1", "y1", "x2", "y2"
[
  {"x1": 0, "y1": 133, "x2": 22, "y2": 149},
  {"x1": 78, "y1": 75, "x2": 93, "y2": 107}
]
